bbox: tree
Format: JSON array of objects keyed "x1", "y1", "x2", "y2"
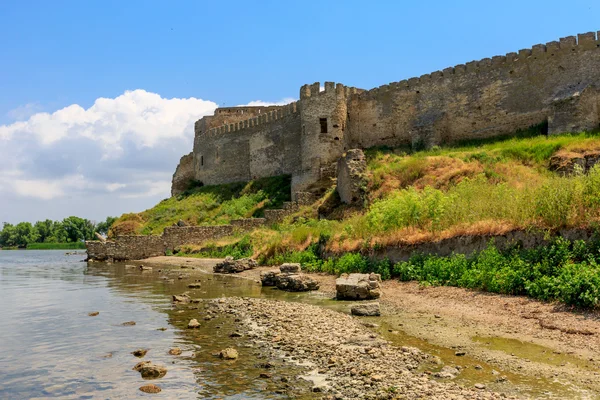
[
  {"x1": 0, "y1": 223, "x2": 15, "y2": 247},
  {"x1": 12, "y1": 222, "x2": 39, "y2": 247},
  {"x1": 95, "y1": 216, "x2": 117, "y2": 236},
  {"x1": 34, "y1": 219, "x2": 55, "y2": 243},
  {"x1": 62, "y1": 216, "x2": 95, "y2": 242}
]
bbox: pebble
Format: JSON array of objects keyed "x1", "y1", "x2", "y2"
[{"x1": 203, "y1": 297, "x2": 514, "y2": 399}]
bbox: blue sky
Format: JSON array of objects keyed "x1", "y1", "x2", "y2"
[{"x1": 0, "y1": 0, "x2": 598, "y2": 223}]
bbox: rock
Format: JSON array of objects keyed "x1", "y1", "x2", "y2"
[
  {"x1": 122, "y1": 321, "x2": 136, "y2": 326},
  {"x1": 132, "y1": 349, "x2": 148, "y2": 358},
  {"x1": 336, "y1": 273, "x2": 381, "y2": 300},
  {"x1": 219, "y1": 348, "x2": 239, "y2": 360},
  {"x1": 133, "y1": 361, "x2": 167, "y2": 379},
  {"x1": 337, "y1": 149, "x2": 368, "y2": 206},
  {"x1": 213, "y1": 256, "x2": 258, "y2": 274},
  {"x1": 176, "y1": 219, "x2": 188, "y2": 227},
  {"x1": 88, "y1": 311, "x2": 99, "y2": 317},
  {"x1": 434, "y1": 366, "x2": 460, "y2": 379},
  {"x1": 351, "y1": 302, "x2": 381, "y2": 316},
  {"x1": 259, "y1": 372, "x2": 271, "y2": 378},
  {"x1": 275, "y1": 274, "x2": 320, "y2": 292},
  {"x1": 168, "y1": 347, "x2": 182, "y2": 356},
  {"x1": 187, "y1": 283, "x2": 201, "y2": 289},
  {"x1": 139, "y1": 383, "x2": 162, "y2": 393},
  {"x1": 229, "y1": 331, "x2": 242, "y2": 338},
  {"x1": 279, "y1": 263, "x2": 301, "y2": 273},
  {"x1": 172, "y1": 294, "x2": 190, "y2": 303},
  {"x1": 260, "y1": 270, "x2": 281, "y2": 286},
  {"x1": 455, "y1": 351, "x2": 466, "y2": 356},
  {"x1": 139, "y1": 265, "x2": 152, "y2": 271},
  {"x1": 188, "y1": 319, "x2": 200, "y2": 329},
  {"x1": 156, "y1": 327, "x2": 167, "y2": 331},
  {"x1": 474, "y1": 383, "x2": 486, "y2": 389}
]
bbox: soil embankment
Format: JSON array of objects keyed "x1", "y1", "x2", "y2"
[{"x1": 140, "y1": 256, "x2": 600, "y2": 399}]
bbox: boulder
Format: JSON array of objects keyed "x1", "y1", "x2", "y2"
[
  {"x1": 219, "y1": 348, "x2": 239, "y2": 360},
  {"x1": 213, "y1": 256, "x2": 258, "y2": 274},
  {"x1": 168, "y1": 347, "x2": 182, "y2": 356},
  {"x1": 279, "y1": 263, "x2": 301, "y2": 273},
  {"x1": 276, "y1": 274, "x2": 320, "y2": 292},
  {"x1": 336, "y1": 273, "x2": 381, "y2": 300},
  {"x1": 260, "y1": 270, "x2": 281, "y2": 286},
  {"x1": 139, "y1": 384, "x2": 162, "y2": 393},
  {"x1": 188, "y1": 319, "x2": 200, "y2": 329},
  {"x1": 351, "y1": 302, "x2": 381, "y2": 316},
  {"x1": 132, "y1": 348, "x2": 149, "y2": 358},
  {"x1": 133, "y1": 361, "x2": 167, "y2": 379},
  {"x1": 187, "y1": 283, "x2": 201, "y2": 289},
  {"x1": 172, "y1": 294, "x2": 190, "y2": 303},
  {"x1": 261, "y1": 263, "x2": 319, "y2": 292}
]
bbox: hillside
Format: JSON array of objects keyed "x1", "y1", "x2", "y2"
[{"x1": 109, "y1": 175, "x2": 291, "y2": 236}]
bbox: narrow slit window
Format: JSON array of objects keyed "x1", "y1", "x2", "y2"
[
  {"x1": 200, "y1": 155, "x2": 204, "y2": 166},
  {"x1": 320, "y1": 118, "x2": 328, "y2": 133}
]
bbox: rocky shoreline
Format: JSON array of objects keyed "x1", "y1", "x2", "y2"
[{"x1": 202, "y1": 296, "x2": 513, "y2": 399}]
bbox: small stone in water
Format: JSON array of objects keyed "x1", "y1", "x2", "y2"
[
  {"x1": 88, "y1": 311, "x2": 99, "y2": 317},
  {"x1": 139, "y1": 383, "x2": 161, "y2": 393}
]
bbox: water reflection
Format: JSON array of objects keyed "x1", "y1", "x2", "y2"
[{"x1": 0, "y1": 251, "x2": 309, "y2": 399}]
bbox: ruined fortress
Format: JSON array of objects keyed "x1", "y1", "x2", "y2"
[{"x1": 172, "y1": 31, "x2": 600, "y2": 197}]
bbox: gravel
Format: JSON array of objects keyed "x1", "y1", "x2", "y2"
[{"x1": 203, "y1": 297, "x2": 515, "y2": 400}]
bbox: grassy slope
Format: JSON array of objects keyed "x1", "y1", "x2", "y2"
[
  {"x1": 110, "y1": 175, "x2": 291, "y2": 236},
  {"x1": 118, "y1": 132, "x2": 600, "y2": 307}
]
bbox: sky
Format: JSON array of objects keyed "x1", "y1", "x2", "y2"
[{"x1": 0, "y1": 0, "x2": 598, "y2": 224}]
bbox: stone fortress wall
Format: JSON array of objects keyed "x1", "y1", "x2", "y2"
[
  {"x1": 172, "y1": 32, "x2": 600, "y2": 198},
  {"x1": 86, "y1": 193, "x2": 317, "y2": 261},
  {"x1": 88, "y1": 32, "x2": 600, "y2": 262}
]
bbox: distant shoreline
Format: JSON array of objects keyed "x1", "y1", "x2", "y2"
[{"x1": 0, "y1": 243, "x2": 86, "y2": 250}]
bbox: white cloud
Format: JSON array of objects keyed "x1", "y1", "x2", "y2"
[
  {"x1": 106, "y1": 183, "x2": 126, "y2": 192},
  {"x1": 239, "y1": 97, "x2": 296, "y2": 107},
  {"x1": 0, "y1": 89, "x2": 294, "y2": 223},
  {"x1": 6, "y1": 102, "x2": 44, "y2": 121}
]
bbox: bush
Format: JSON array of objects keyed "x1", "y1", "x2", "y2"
[{"x1": 391, "y1": 237, "x2": 600, "y2": 308}]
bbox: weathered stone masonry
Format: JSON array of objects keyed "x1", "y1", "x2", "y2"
[
  {"x1": 86, "y1": 193, "x2": 316, "y2": 261},
  {"x1": 173, "y1": 32, "x2": 600, "y2": 196}
]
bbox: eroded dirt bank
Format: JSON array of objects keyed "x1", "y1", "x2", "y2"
[{"x1": 140, "y1": 256, "x2": 600, "y2": 399}]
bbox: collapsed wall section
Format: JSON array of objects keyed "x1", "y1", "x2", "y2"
[{"x1": 347, "y1": 32, "x2": 600, "y2": 149}]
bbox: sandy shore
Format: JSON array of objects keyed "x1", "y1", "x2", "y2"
[{"x1": 140, "y1": 255, "x2": 600, "y2": 398}]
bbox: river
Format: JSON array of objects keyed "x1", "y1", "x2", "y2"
[{"x1": 0, "y1": 250, "x2": 320, "y2": 399}]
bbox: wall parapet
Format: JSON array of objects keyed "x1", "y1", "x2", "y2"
[
  {"x1": 299, "y1": 81, "x2": 364, "y2": 100},
  {"x1": 202, "y1": 101, "x2": 301, "y2": 138},
  {"x1": 361, "y1": 31, "x2": 600, "y2": 97}
]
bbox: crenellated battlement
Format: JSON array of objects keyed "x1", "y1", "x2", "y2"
[
  {"x1": 299, "y1": 81, "x2": 364, "y2": 100},
  {"x1": 362, "y1": 31, "x2": 600, "y2": 97},
  {"x1": 175, "y1": 30, "x2": 600, "y2": 199},
  {"x1": 202, "y1": 101, "x2": 301, "y2": 137}
]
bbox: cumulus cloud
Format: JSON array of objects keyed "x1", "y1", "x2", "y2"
[
  {"x1": 0, "y1": 90, "x2": 218, "y2": 222},
  {"x1": 239, "y1": 97, "x2": 296, "y2": 107},
  {"x1": 0, "y1": 90, "x2": 298, "y2": 223}
]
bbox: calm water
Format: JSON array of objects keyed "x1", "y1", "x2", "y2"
[{"x1": 0, "y1": 250, "x2": 318, "y2": 400}]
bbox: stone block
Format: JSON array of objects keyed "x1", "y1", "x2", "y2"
[{"x1": 336, "y1": 273, "x2": 381, "y2": 300}]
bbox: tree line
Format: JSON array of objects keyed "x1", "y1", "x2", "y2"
[{"x1": 0, "y1": 216, "x2": 116, "y2": 248}]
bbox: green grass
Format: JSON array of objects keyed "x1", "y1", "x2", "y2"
[
  {"x1": 25, "y1": 242, "x2": 86, "y2": 250},
  {"x1": 111, "y1": 175, "x2": 291, "y2": 236}
]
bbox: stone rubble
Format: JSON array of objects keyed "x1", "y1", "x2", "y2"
[
  {"x1": 260, "y1": 263, "x2": 320, "y2": 292},
  {"x1": 213, "y1": 257, "x2": 258, "y2": 274},
  {"x1": 336, "y1": 273, "x2": 381, "y2": 300},
  {"x1": 350, "y1": 302, "x2": 381, "y2": 316}
]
